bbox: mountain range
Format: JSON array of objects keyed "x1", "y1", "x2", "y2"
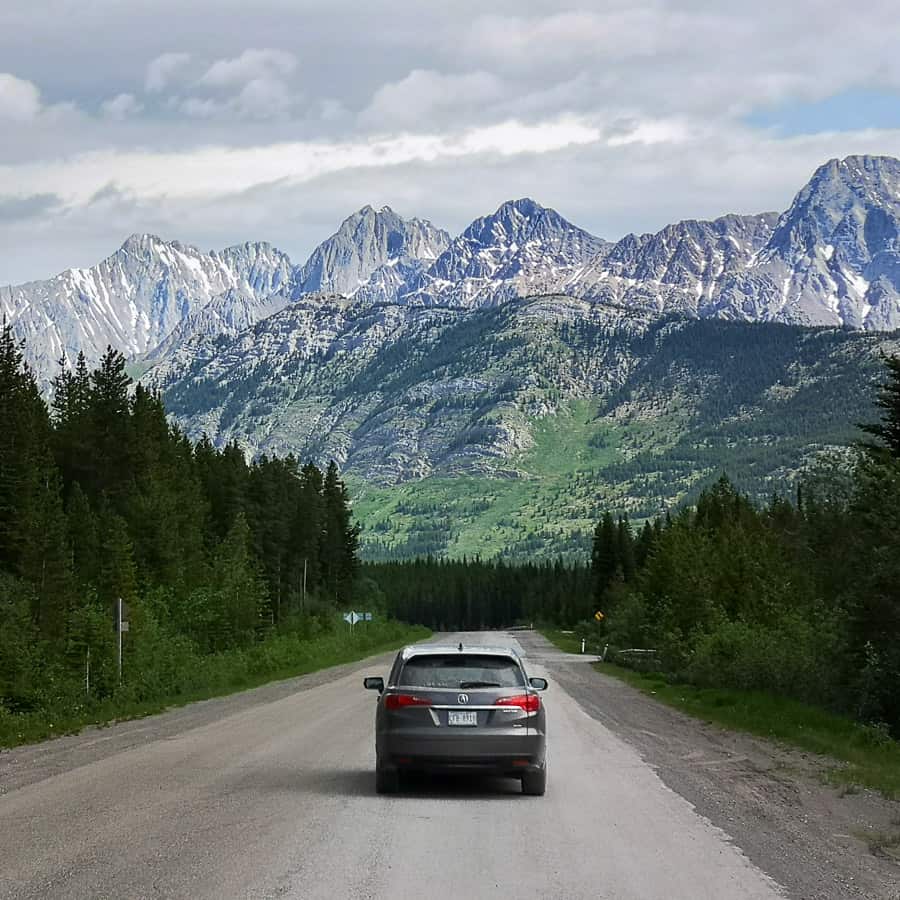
[{"x1": 3, "y1": 154, "x2": 900, "y2": 557}]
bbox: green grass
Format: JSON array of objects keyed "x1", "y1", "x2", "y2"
[
  {"x1": 862, "y1": 828, "x2": 900, "y2": 860},
  {"x1": 516, "y1": 399, "x2": 624, "y2": 477},
  {"x1": 0, "y1": 620, "x2": 430, "y2": 749},
  {"x1": 125, "y1": 360, "x2": 153, "y2": 381},
  {"x1": 539, "y1": 629, "x2": 900, "y2": 798},
  {"x1": 352, "y1": 401, "x2": 674, "y2": 561},
  {"x1": 539, "y1": 627, "x2": 591, "y2": 655}
]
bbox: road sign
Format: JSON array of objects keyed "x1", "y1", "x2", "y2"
[
  {"x1": 344, "y1": 611, "x2": 362, "y2": 625},
  {"x1": 364, "y1": 612, "x2": 372, "y2": 622},
  {"x1": 594, "y1": 611, "x2": 605, "y2": 622}
]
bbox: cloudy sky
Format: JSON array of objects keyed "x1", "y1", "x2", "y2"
[{"x1": 2, "y1": 0, "x2": 900, "y2": 284}]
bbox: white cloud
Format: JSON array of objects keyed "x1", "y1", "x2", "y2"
[
  {"x1": 463, "y1": 10, "x2": 669, "y2": 66},
  {"x1": 199, "y1": 48, "x2": 297, "y2": 88},
  {"x1": 101, "y1": 93, "x2": 143, "y2": 120},
  {"x1": 318, "y1": 98, "x2": 348, "y2": 122},
  {"x1": 179, "y1": 96, "x2": 224, "y2": 118},
  {"x1": 233, "y1": 77, "x2": 294, "y2": 119},
  {"x1": 167, "y1": 48, "x2": 301, "y2": 120},
  {"x1": 0, "y1": 73, "x2": 42, "y2": 121},
  {"x1": 145, "y1": 52, "x2": 192, "y2": 93},
  {"x1": 606, "y1": 118, "x2": 692, "y2": 147},
  {"x1": 179, "y1": 76, "x2": 296, "y2": 120},
  {"x1": 0, "y1": 116, "x2": 603, "y2": 206},
  {"x1": 2, "y1": 0, "x2": 900, "y2": 283},
  {"x1": 361, "y1": 69, "x2": 505, "y2": 128}
]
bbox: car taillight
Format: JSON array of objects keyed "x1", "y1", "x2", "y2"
[
  {"x1": 495, "y1": 693, "x2": 540, "y2": 713},
  {"x1": 384, "y1": 693, "x2": 432, "y2": 710}
]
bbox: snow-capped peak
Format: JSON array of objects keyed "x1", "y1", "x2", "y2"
[{"x1": 401, "y1": 197, "x2": 607, "y2": 308}]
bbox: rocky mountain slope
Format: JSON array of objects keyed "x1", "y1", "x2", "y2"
[
  {"x1": 400, "y1": 197, "x2": 607, "y2": 308},
  {"x1": 565, "y1": 156, "x2": 900, "y2": 329},
  {"x1": 150, "y1": 287, "x2": 899, "y2": 557},
  {"x1": 4, "y1": 155, "x2": 900, "y2": 557},
  {"x1": 5, "y1": 155, "x2": 900, "y2": 392},
  {"x1": 0, "y1": 236, "x2": 294, "y2": 388},
  {"x1": 564, "y1": 212, "x2": 779, "y2": 315}
]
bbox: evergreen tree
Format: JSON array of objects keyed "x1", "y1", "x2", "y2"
[
  {"x1": 86, "y1": 346, "x2": 132, "y2": 500},
  {"x1": 591, "y1": 512, "x2": 618, "y2": 602},
  {"x1": 97, "y1": 507, "x2": 138, "y2": 616},
  {"x1": 52, "y1": 352, "x2": 93, "y2": 491},
  {"x1": 0, "y1": 328, "x2": 368, "y2": 735},
  {"x1": 17, "y1": 450, "x2": 73, "y2": 643},
  {"x1": 292, "y1": 462, "x2": 325, "y2": 607},
  {"x1": 616, "y1": 516, "x2": 636, "y2": 582},
  {"x1": 0, "y1": 323, "x2": 48, "y2": 568},
  {"x1": 67, "y1": 482, "x2": 99, "y2": 589},
  {"x1": 860, "y1": 354, "x2": 900, "y2": 458},
  {"x1": 321, "y1": 461, "x2": 360, "y2": 605},
  {"x1": 212, "y1": 512, "x2": 268, "y2": 648},
  {"x1": 635, "y1": 521, "x2": 656, "y2": 568}
]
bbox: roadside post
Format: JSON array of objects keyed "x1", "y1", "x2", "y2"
[
  {"x1": 581, "y1": 637, "x2": 585, "y2": 653},
  {"x1": 117, "y1": 598, "x2": 130, "y2": 684}
]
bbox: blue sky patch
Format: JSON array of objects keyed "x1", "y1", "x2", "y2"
[{"x1": 746, "y1": 89, "x2": 900, "y2": 136}]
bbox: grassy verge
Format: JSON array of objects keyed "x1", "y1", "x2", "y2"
[
  {"x1": 539, "y1": 627, "x2": 591, "y2": 656},
  {"x1": 0, "y1": 620, "x2": 430, "y2": 749},
  {"x1": 538, "y1": 628, "x2": 900, "y2": 798}
]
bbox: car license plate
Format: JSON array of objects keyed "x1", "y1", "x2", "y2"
[{"x1": 448, "y1": 710, "x2": 478, "y2": 726}]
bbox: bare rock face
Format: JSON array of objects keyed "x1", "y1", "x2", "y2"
[{"x1": 294, "y1": 205, "x2": 450, "y2": 300}]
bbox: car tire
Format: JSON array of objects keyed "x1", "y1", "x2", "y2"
[
  {"x1": 375, "y1": 761, "x2": 399, "y2": 795},
  {"x1": 521, "y1": 767, "x2": 546, "y2": 796}
]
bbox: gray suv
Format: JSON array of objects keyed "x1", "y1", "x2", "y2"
[{"x1": 364, "y1": 644, "x2": 548, "y2": 795}]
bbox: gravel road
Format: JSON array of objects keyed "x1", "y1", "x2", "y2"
[{"x1": 1, "y1": 630, "x2": 897, "y2": 900}]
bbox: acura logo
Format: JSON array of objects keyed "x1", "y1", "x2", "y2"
[{"x1": 457, "y1": 693, "x2": 469, "y2": 705}]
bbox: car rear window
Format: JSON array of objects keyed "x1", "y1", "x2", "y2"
[{"x1": 399, "y1": 654, "x2": 525, "y2": 688}]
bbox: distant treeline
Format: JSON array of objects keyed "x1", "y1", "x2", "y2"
[
  {"x1": 0, "y1": 325, "x2": 360, "y2": 725},
  {"x1": 363, "y1": 558, "x2": 593, "y2": 630}
]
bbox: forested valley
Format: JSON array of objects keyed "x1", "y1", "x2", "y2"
[
  {"x1": 0, "y1": 324, "x2": 420, "y2": 746},
  {"x1": 365, "y1": 356, "x2": 900, "y2": 737},
  {"x1": 4, "y1": 315, "x2": 900, "y2": 746}
]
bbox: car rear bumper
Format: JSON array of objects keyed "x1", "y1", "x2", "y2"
[{"x1": 379, "y1": 731, "x2": 545, "y2": 775}]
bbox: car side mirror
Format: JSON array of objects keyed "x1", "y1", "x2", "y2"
[
  {"x1": 364, "y1": 676, "x2": 384, "y2": 692},
  {"x1": 529, "y1": 677, "x2": 548, "y2": 691}
]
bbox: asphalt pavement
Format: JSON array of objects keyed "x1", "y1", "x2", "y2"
[{"x1": 0, "y1": 631, "x2": 790, "y2": 899}]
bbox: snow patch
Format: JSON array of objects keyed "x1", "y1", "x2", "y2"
[{"x1": 845, "y1": 271, "x2": 870, "y2": 296}]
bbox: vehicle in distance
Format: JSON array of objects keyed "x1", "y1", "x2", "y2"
[{"x1": 363, "y1": 644, "x2": 548, "y2": 795}]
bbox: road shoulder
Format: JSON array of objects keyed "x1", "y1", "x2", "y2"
[{"x1": 0, "y1": 648, "x2": 399, "y2": 797}]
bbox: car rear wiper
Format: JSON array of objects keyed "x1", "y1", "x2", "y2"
[{"x1": 459, "y1": 680, "x2": 502, "y2": 689}]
